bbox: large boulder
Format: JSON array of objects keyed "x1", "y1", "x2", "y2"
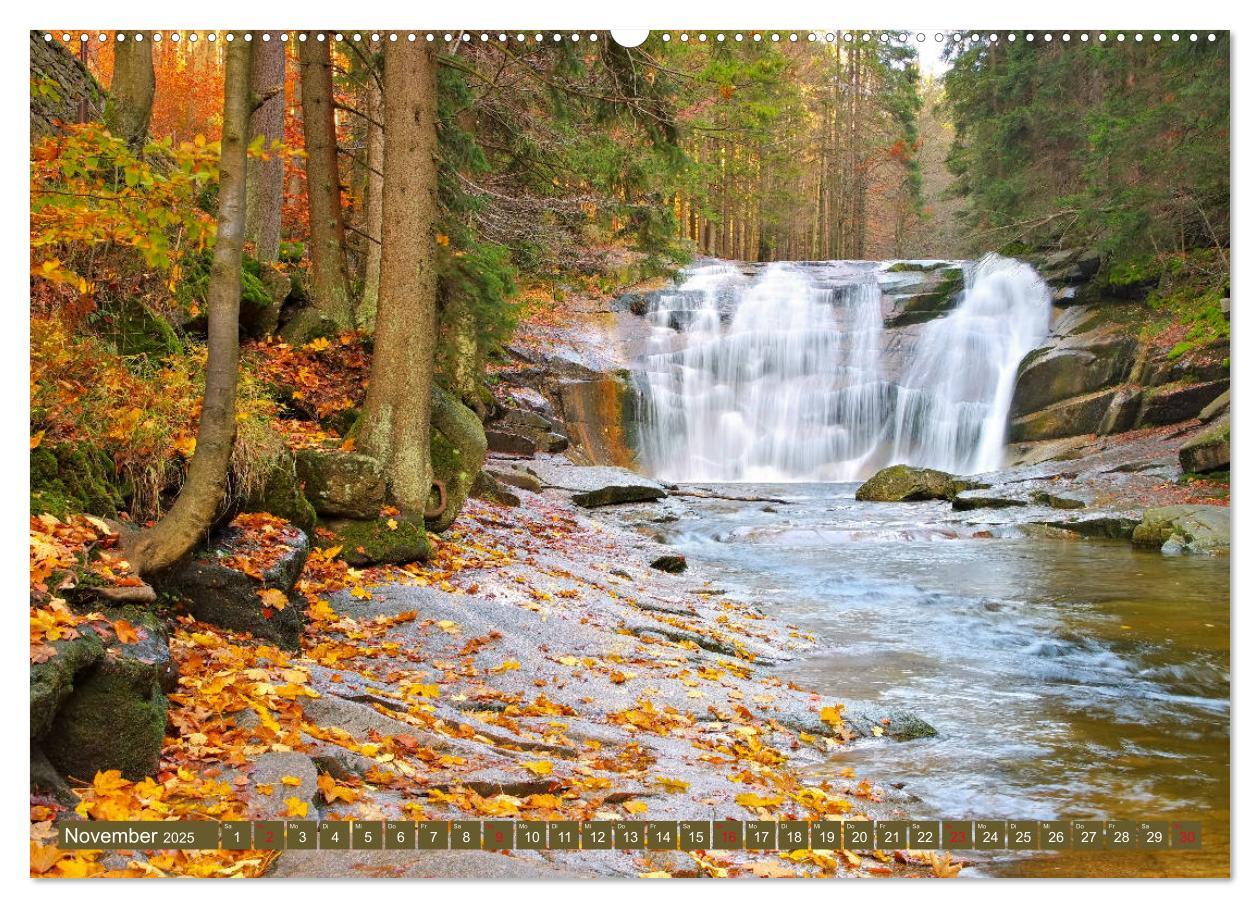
[
  {"x1": 428, "y1": 384, "x2": 488, "y2": 533},
  {"x1": 855, "y1": 465, "x2": 972, "y2": 502},
  {"x1": 1008, "y1": 389, "x2": 1117, "y2": 442},
  {"x1": 484, "y1": 429, "x2": 537, "y2": 457},
  {"x1": 241, "y1": 453, "x2": 317, "y2": 534},
  {"x1": 162, "y1": 521, "x2": 309, "y2": 649},
  {"x1": 31, "y1": 632, "x2": 105, "y2": 742},
  {"x1": 1027, "y1": 247, "x2": 1101, "y2": 287},
  {"x1": 279, "y1": 307, "x2": 340, "y2": 346},
  {"x1": 952, "y1": 491, "x2": 1027, "y2": 511},
  {"x1": 42, "y1": 610, "x2": 174, "y2": 782},
  {"x1": 524, "y1": 461, "x2": 666, "y2": 508},
  {"x1": 1010, "y1": 334, "x2": 1136, "y2": 418},
  {"x1": 1179, "y1": 419, "x2": 1230, "y2": 474},
  {"x1": 1136, "y1": 380, "x2": 1231, "y2": 428},
  {"x1": 320, "y1": 517, "x2": 432, "y2": 567},
  {"x1": 1132, "y1": 505, "x2": 1229, "y2": 556},
  {"x1": 295, "y1": 449, "x2": 386, "y2": 520}
]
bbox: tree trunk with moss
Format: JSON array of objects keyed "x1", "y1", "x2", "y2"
[
  {"x1": 245, "y1": 35, "x2": 285, "y2": 263},
  {"x1": 443, "y1": 295, "x2": 484, "y2": 415},
  {"x1": 104, "y1": 36, "x2": 154, "y2": 148},
  {"x1": 299, "y1": 38, "x2": 354, "y2": 327},
  {"x1": 126, "y1": 36, "x2": 252, "y2": 575},
  {"x1": 357, "y1": 41, "x2": 440, "y2": 518}
]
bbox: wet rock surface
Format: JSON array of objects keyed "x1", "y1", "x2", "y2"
[
  {"x1": 855, "y1": 465, "x2": 975, "y2": 502},
  {"x1": 1133, "y1": 504, "x2": 1229, "y2": 556},
  {"x1": 522, "y1": 458, "x2": 667, "y2": 508}
]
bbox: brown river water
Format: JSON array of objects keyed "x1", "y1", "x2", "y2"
[{"x1": 639, "y1": 483, "x2": 1230, "y2": 878}]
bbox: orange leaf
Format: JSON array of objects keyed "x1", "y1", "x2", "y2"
[
  {"x1": 113, "y1": 619, "x2": 140, "y2": 644},
  {"x1": 257, "y1": 588, "x2": 288, "y2": 611}
]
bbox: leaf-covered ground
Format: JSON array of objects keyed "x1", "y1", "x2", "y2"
[{"x1": 30, "y1": 483, "x2": 964, "y2": 879}]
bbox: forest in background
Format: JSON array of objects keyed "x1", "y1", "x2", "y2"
[{"x1": 29, "y1": 27, "x2": 1232, "y2": 566}]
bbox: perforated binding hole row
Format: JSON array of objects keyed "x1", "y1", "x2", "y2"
[{"x1": 47, "y1": 31, "x2": 1219, "y2": 44}]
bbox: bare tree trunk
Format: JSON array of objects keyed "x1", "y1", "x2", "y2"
[
  {"x1": 127, "y1": 36, "x2": 252, "y2": 575},
  {"x1": 357, "y1": 40, "x2": 440, "y2": 518},
  {"x1": 245, "y1": 35, "x2": 285, "y2": 263},
  {"x1": 299, "y1": 38, "x2": 354, "y2": 327},
  {"x1": 104, "y1": 36, "x2": 155, "y2": 148},
  {"x1": 359, "y1": 52, "x2": 385, "y2": 328}
]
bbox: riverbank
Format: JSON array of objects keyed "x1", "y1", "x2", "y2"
[{"x1": 32, "y1": 477, "x2": 955, "y2": 879}]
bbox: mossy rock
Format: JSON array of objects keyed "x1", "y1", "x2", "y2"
[
  {"x1": 96, "y1": 297, "x2": 184, "y2": 358},
  {"x1": 176, "y1": 250, "x2": 275, "y2": 338},
  {"x1": 279, "y1": 307, "x2": 341, "y2": 346},
  {"x1": 884, "y1": 268, "x2": 965, "y2": 327},
  {"x1": 427, "y1": 384, "x2": 488, "y2": 533},
  {"x1": 30, "y1": 632, "x2": 105, "y2": 741},
  {"x1": 1179, "y1": 419, "x2": 1230, "y2": 474},
  {"x1": 42, "y1": 610, "x2": 172, "y2": 782},
  {"x1": 855, "y1": 465, "x2": 971, "y2": 502},
  {"x1": 30, "y1": 443, "x2": 129, "y2": 517},
  {"x1": 241, "y1": 260, "x2": 292, "y2": 339},
  {"x1": 242, "y1": 454, "x2": 317, "y2": 534},
  {"x1": 295, "y1": 449, "x2": 386, "y2": 520},
  {"x1": 1133, "y1": 504, "x2": 1229, "y2": 555},
  {"x1": 321, "y1": 516, "x2": 432, "y2": 567}
]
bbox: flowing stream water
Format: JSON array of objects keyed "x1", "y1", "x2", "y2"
[
  {"x1": 622, "y1": 258, "x2": 1229, "y2": 876},
  {"x1": 646, "y1": 487, "x2": 1230, "y2": 877}
]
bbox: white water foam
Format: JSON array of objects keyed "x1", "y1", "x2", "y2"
[{"x1": 635, "y1": 254, "x2": 1051, "y2": 482}]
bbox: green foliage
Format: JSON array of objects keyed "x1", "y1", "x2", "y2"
[
  {"x1": 31, "y1": 442, "x2": 130, "y2": 518},
  {"x1": 440, "y1": 241, "x2": 519, "y2": 354},
  {"x1": 943, "y1": 34, "x2": 1229, "y2": 281},
  {"x1": 30, "y1": 123, "x2": 219, "y2": 292}
]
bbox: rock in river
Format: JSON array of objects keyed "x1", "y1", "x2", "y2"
[
  {"x1": 1133, "y1": 504, "x2": 1229, "y2": 556},
  {"x1": 952, "y1": 490, "x2": 1027, "y2": 511},
  {"x1": 855, "y1": 464, "x2": 975, "y2": 502}
]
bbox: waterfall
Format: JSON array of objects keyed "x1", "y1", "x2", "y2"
[{"x1": 634, "y1": 254, "x2": 1051, "y2": 482}]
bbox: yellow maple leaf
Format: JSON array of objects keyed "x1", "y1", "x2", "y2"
[
  {"x1": 283, "y1": 797, "x2": 309, "y2": 818},
  {"x1": 624, "y1": 800, "x2": 648, "y2": 815},
  {"x1": 522, "y1": 760, "x2": 553, "y2": 776},
  {"x1": 257, "y1": 588, "x2": 288, "y2": 610},
  {"x1": 280, "y1": 776, "x2": 302, "y2": 787}
]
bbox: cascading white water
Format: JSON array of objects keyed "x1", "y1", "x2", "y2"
[{"x1": 635, "y1": 254, "x2": 1052, "y2": 482}]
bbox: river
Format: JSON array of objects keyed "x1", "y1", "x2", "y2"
[{"x1": 639, "y1": 483, "x2": 1230, "y2": 877}]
